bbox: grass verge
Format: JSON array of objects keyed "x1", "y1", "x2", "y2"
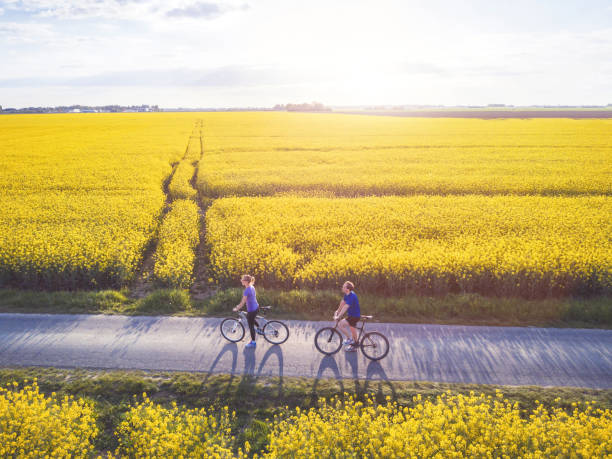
[
  {"x1": 1, "y1": 366, "x2": 610, "y2": 455},
  {"x1": 0, "y1": 287, "x2": 609, "y2": 328}
]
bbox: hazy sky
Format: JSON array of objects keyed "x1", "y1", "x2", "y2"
[{"x1": 1, "y1": 0, "x2": 611, "y2": 108}]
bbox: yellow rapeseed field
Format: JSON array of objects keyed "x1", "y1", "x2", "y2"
[
  {"x1": 196, "y1": 113, "x2": 611, "y2": 197},
  {"x1": 267, "y1": 393, "x2": 612, "y2": 458},
  {"x1": 115, "y1": 395, "x2": 240, "y2": 458},
  {"x1": 2, "y1": 112, "x2": 610, "y2": 295},
  {"x1": 3, "y1": 381, "x2": 610, "y2": 458},
  {"x1": 0, "y1": 381, "x2": 98, "y2": 458},
  {"x1": 168, "y1": 160, "x2": 198, "y2": 200},
  {"x1": 153, "y1": 199, "x2": 201, "y2": 288},
  {"x1": 206, "y1": 195, "x2": 611, "y2": 297},
  {"x1": 0, "y1": 113, "x2": 199, "y2": 289}
]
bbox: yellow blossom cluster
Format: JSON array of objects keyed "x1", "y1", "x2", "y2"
[
  {"x1": 153, "y1": 199, "x2": 201, "y2": 288},
  {"x1": 0, "y1": 113, "x2": 200, "y2": 289},
  {"x1": 115, "y1": 395, "x2": 240, "y2": 458},
  {"x1": 206, "y1": 195, "x2": 611, "y2": 297},
  {"x1": 196, "y1": 113, "x2": 611, "y2": 197},
  {"x1": 266, "y1": 393, "x2": 612, "y2": 458},
  {"x1": 0, "y1": 381, "x2": 98, "y2": 458}
]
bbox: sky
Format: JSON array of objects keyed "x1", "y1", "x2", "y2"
[{"x1": 0, "y1": 0, "x2": 611, "y2": 108}]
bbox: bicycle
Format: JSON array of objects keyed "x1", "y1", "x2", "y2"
[
  {"x1": 314, "y1": 315, "x2": 389, "y2": 360},
  {"x1": 220, "y1": 306, "x2": 289, "y2": 345}
]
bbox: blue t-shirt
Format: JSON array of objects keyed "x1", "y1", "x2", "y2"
[
  {"x1": 344, "y1": 292, "x2": 360, "y2": 317},
  {"x1": 244, "y1": 285, "x2": 259, "y2": 312}
]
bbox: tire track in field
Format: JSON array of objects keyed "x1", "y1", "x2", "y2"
[
  {"x1": 189, "y1": 120, "x2": 217, "y2": 299},
  {"x1": 132, "y1": 120, "x2": 203, "y2": 297}
]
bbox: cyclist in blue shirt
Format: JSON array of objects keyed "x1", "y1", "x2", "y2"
[
  {"x1": 333, "y1": 281, "x2": 361, "y2": 351},
  {"x1": 234, "y1": 274, "x2": 260, "y2": 348}
]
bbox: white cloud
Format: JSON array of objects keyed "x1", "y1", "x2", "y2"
[
  {"x1": 165, "y1": 2, "x2": 248, "y2": 19},
  {"x1": 0, "y1": 21, "x2": 54, "y2": 42},
  {"x1": 0, "y1": 0, "x2": 248, "y2": 20},
  {"x1": 0, "y1": 0, "x2": 611, "y2": 107}
]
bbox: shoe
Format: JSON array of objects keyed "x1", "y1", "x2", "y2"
[
  {"x1": 345, "y1": 344, "x2": 358, "y2": 352},
  {"x1": 343, "y1": 338, "x2": 354, "y2": 345},
  {"x1": 245, "y1": 341, "x2": 256, "y2": 348},
  {"x1": 256, "y1": 328, "x2": 264, "y2": 335}
]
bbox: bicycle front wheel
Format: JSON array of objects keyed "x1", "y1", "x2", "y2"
[
  {"x1": 263, "y1": 320, "x2": 289, "y2": 344},
  {"x1": 360, "y1": 331, "x2": 389, "y2": 360},
  {"x1": 314, "y1": 327, "x2": 343, "y2": 355},
  {"x1": 220, "y1": 318, "x2": 245, "y2": 342}
]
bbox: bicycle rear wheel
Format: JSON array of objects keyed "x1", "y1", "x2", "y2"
[
  {"x1": 360, "y1": 331, "x2": 389, "y2": 360},
  {"x1": 220, "y1": 318, "x2": 245, "y2": 342},
  {"x1": 314, "y1": 327, "x2": 343, "y2": 355},
  {"x1": 263, "y1": 320, "x2": 289, "y2": 344}
]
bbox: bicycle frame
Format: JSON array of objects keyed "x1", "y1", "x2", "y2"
[
  {"x1": 314, "y1": 314, "x2": 388, "y2": 360},
  {"x1": 333, "y1": 316, "x2": 369, "y2": 345},
  {"x1": 235, "y1": 310, "x2": 269, "y2": 328}
]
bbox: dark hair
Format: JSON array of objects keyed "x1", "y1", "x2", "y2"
[{"x1": 343, "y1": 281, "x2": 355, "y2": 291}]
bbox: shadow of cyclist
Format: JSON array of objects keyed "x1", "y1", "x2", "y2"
[
  {"x1": 344, "y1": 348, "x2": 363, "y2": 397},
  {"x1": 202, "y1": 342, "x2": 238, "y2": 380},
  {"x1": 362, "y1": 359, "x2": 396, "y2": 402},
  {"x1": 235, "y1": 344, "x2": 258, "y2": 394},
  {"x1": 200, "y1": 342, "x2": 238, "y2": 395},
  {"x1": 256, "y1": 345, "x2": 284, "y2": 398},
  {"x1": 311, "y1": 354, "x2": 345, "y2": 401}
]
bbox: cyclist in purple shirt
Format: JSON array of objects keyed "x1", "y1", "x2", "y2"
[
  {"x1": 233, "y1": 274, "x2": 260, "y2": 348},
  {"x1": 333, "y1": 281, "x2": 361, "y2": 351}
]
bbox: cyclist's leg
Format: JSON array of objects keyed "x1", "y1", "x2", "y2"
[
  {"x1": 338, "y1": 318, "x2": 351, "y2": 339},
  {"x1": 246, "y1": 311, "x2": 257, "y2": 341},
  {"x1": 346, "y1": 316, "x2": 359, "y2": 342}
]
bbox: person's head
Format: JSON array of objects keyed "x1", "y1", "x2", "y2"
[
  {"x1": 342, "y1": 281, "x2": 354, "y2": 294},
  {"x1": 241, "y1": 274, "x2": 255, "y2": 287}
]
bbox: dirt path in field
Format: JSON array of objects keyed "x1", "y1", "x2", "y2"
[
  {"x1": 1, "y1": 313, "x2": 611, "y2": 389},
  {"x1": 131, "y1": 120, "x2": 204, "y2": 298},
  {"x1": 189, "y1": 121, "x2": 216, "y2": 300}
]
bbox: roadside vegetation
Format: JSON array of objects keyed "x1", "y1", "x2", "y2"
[
  {"x1": 0, "y1": 287, "x2": 609, "y2": 328},
  {"x1": 1, "y1": 367, "x2": 610, "y2": 456}
]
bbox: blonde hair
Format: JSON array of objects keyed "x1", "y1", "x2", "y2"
[
  {"x1": 343, "y1": 281, "x2": 355, "y2": 291},
  {"x1": 241, "y1": 274, "x2": 255, "y2": 285}
]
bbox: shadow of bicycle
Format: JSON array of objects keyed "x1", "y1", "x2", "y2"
[
  {"x1": 202, "y1": 341, "x2": 285, "y2": 399},
  {"x1": 310, "y1": 353, "x2": 396, "y2": 402}
]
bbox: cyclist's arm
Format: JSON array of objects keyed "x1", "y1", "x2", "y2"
[
  {"x1": 234, "y1": 295, "x2": 247, "y2": 311},
  {"x1": 334, "y1": 302, "x2": 348, "y2": 320}
]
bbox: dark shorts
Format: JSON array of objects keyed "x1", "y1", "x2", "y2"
[{"x1": 346, "y1": 315, "x2": 360, "y2": 327}]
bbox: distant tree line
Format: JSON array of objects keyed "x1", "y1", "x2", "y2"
[
  {"x1": 0, "y1": 104, "x2": 160, "y2": 114},
  {"x1": 274, "y1": 102, "x2": 331, "y2": 112}
]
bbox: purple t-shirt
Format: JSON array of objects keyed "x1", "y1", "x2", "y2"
[{"x1": 244, "y1": 285, "x2": 259, "y2": 312}]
